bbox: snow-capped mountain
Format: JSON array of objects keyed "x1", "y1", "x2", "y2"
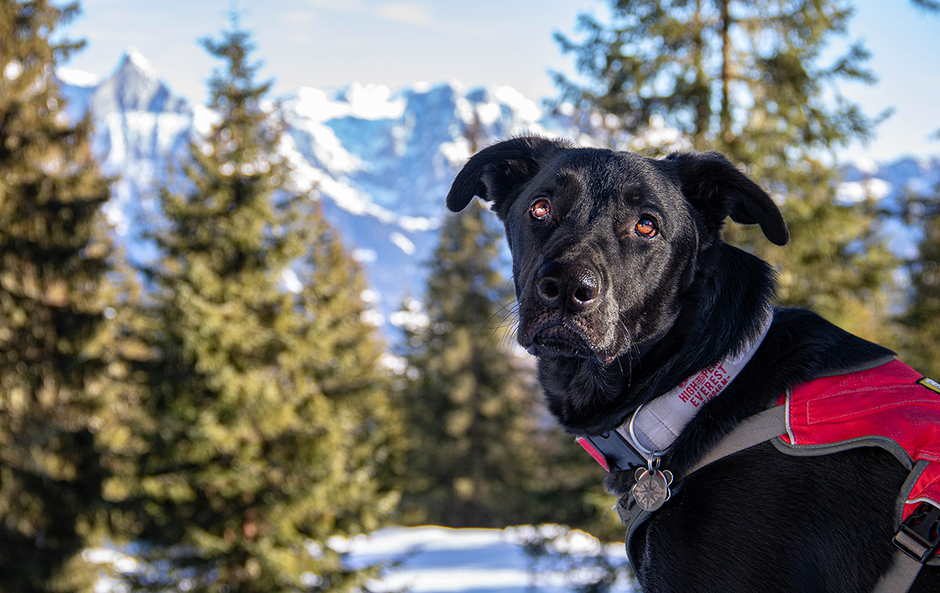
[
  {"x1": 56, "y1": 49, "x2": 940, "y2": 334},
  {"x1": 837, "y1": 157, "x2": 940, "y2": 258},
  {"x1": 57, "y1": 49, "x2": 562, "y2": 333}
]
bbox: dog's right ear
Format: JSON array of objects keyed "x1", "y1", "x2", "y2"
[
  {"x1": 446, "y1": 136, "x2": 570, "y2": 219},
  {"x1": 665, "y1": 151, "x2": 790, "y2": 246}
]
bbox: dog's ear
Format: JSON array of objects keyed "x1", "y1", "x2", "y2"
[
  {"x1": 665, "y1": 151, "x2": 789, "y2": 246},
  {"x1": 446, "y1": 136, "x2": 570, "y2": 218}
]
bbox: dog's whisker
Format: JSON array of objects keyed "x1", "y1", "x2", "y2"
[
  {"x1": 480, "y1": 303, "x2": 522, "y2": 354},
  {"x1": 494, "y1": 306, "x2": 521, "y2": 353},
  {"x1": 618, "y1": 319, "x2": 638, "y2": 387}
]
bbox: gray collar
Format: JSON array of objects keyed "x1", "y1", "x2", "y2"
[{"x1": 619, "y1": 308, "x2": 775, "y2": 457}]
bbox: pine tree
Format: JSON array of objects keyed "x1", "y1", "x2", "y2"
[
  {"x1": 396, "y1": 112, "x2": 619, "y2": 532},
  {"x1": 0, "y1": 1, "x2": 124, "y2": 590},
  {"x1": 896, "y1": 0, "x2": 940, "y2": 375},
  {"x1": 398, "y1": 198, "x2": 610, "y2": 530},
  {"x1": 911, "y1": 0, "x2": 940, "y2": 10},
  {"x1": 120, "y1": 20, "x2": 401, "y2": 593},
  {"x1": 899, "y1": 174, "x2": 940, "y2": 377},
  {"x1": 553, "y1": 0, "x2": 899, "y2": 345},
  {"x1": 397, "y1": 200, "x2": 541, "y2": 526}
]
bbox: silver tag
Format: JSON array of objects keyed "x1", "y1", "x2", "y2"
[{"x1": 631, "y1": 466, "x2": 673, "y2": 512}]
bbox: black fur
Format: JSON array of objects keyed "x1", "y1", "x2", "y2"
[{"x1": 446, "y1": 136, "x2": 938, "y2": 592}]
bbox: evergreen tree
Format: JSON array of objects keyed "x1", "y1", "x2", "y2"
[
  {"x1": 911, "y1": 0, "x2": 940, "y2": 10},
  {"x1": 120, "y1": 21, "x2": 401, "y2": 593},
  {"x1": 0, "y1": 1, "x2": 123, "y2": 590},
  {"x1": 398, "y1": 200, "x2": 541, "y2": 527},
  {"x1": 899, "y1": 176, "x2": 940, "y2": 378},
  {"x1": 399, "y1": 199, "x2": 607, "y2": 530},
  {"x1": 553, "y1": 0, "x2": 899, "y2": 345},
  {"x1": 396, "y1": 113, "x2": 620, "y2": 533},
  {"x1": 896, "y1": 0, "x2": 940, "y2": 375}
]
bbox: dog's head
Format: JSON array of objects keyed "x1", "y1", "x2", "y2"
[{"x1": 446, "y1": 136, "x2": 788, "y2": 432}]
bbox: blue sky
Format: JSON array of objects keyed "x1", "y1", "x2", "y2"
[{"x1": 62, "y1": 0, "x2": 939, "y2": 163}]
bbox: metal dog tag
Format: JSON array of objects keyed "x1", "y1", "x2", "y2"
[{"x1": 631, "y1": 465, "x2": 673, "y2": 512}]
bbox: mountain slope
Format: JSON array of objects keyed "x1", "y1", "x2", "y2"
[
  {"x1": 56, "y1": 49, "x2": 940, "y2": 333},
  {"x1": 57, "y1": 50, "x2": 561, "y2": 331}
]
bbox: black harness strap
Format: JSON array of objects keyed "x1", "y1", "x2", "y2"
[{"x1": 616, "y1": 404, "x2": 938, "y2": 593}]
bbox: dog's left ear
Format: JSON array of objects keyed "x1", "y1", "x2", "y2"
[
  {"x1": 665, "y1": 151, "x2": 789, "y2": 246},
  {"x1": 446, "y1": 136, "x2": 571, "y2": 219}
]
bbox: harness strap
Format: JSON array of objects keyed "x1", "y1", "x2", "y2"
[
  {"x1": 872, "y1": 550, "x2": 929, "y2": 593},
  {"x1": 676, "y1": 403, "x2": 935, "y2": 593},
  {"x1": 616, "y1": 407, "x2": 789, "y2": 577},
  {"x1": 613, "y1": 357, "x2": 940, "y2": 592},
  {"x1": 683, "y1": 405, "x2": 787, "y2": 476}
]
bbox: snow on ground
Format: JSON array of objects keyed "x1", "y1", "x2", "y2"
[
  {"x1": 344, "y1": 525, "x2": 637, "y2": 593},
  {"x1": 87, "y1": 525, "x2": 636, "y2": 593}
]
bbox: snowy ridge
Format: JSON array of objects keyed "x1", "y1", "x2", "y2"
[
  {"x1": 56, "y1": 49, "x2": 563, "y2": 331},
  {"x1": 56, "y1": 49, "x2": 940, "y2": 333},
  {"x1": 91, "y1": 47, "x2": 187, "y2": 115}
]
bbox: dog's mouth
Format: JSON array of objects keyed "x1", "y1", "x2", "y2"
[{"x1": 529, "y1": 324, "x2": 618, "y2": 364}]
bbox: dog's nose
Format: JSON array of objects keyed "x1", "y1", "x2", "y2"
[{"x1": 536, "y1": 261, "x2": 600, "y2": 312}]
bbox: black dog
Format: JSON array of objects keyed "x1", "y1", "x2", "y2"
[{"x1": 446, "y1": 136, "x2": 940, "y2": 593}]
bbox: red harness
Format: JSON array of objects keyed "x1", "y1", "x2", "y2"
[
  {"x1": 604, "y1": 358, "x2": 940, "y2": 592},
  {"x1": 780, "y1": 359, "x2": 940, "y2": 526}
]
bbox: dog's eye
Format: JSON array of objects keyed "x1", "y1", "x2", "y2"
[
  {"x1": 636, "y1": 217, "x2": 658, "y2": 238},
  {"x1": 530, "y1": 198, "x2": 552, "y2": 220}
]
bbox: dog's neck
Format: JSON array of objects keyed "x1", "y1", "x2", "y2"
[
  {"x1": 618, "y1": 307, "x2": 774, "y2": 455},
  {"x1": 537, "y1": 243, "x2": 778, "y2": 436}
]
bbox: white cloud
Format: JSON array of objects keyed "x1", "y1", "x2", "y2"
[
  {"x1": 305, "y1": 0, "x2": 477, "y2": 33},
  {"x1": 278, "y1": 9, "x2": 322, "y2": 46},
  {"x1": 352, "y1": 248, "x2": 378, "y2": 263},
  {"x1": 377, "y1": 2, "x2": 434, "y2": 27},
  {"x1": 390, "y1": 231, "x2": 415, "y2": 255}
]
